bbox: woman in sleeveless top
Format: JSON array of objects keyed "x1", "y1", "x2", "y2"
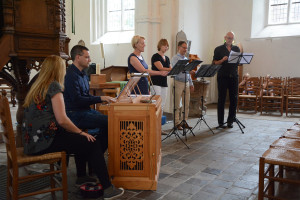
[{"x1": 128, "y1": 35, "x2": 168, "y2": 95}]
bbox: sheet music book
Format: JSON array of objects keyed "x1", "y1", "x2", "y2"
[{"x1": 228, "y1": 51, "x2": 254, "y2": 64}]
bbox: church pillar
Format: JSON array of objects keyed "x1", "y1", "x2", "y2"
[{"x1": 135, "y1": 0, "x2": 161, "y2": 64}]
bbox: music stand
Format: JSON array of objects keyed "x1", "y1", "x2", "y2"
[
  {"x1": 192, "y1": 64, "x2": 221, "y2": 134},
  {"x1": 220, "y1": 51, "x2": 254, "y2": 134},
  {"x1": 179, "y1": 60, "x2": 203, "y2": 140},
  {"x1": 162, "y1": 59, "x2": 190, "y2": 148},
  {"x1": 228, "y1": 51, "x2": 254, "y2": 65}
]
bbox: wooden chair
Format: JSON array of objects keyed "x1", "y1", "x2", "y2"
[
  {"x1": 0, "y1": 78, "x2": 16, "y2": 107},
  {"x1": 258, "y1": 147, "x2": 300, "y2": 200},
  {"x1": 0, "y1": 92, "x2": 68, "y2": 200},
  {"x1": 260, "y1": 77, "x2": 285, "y2": 115},
  {"x1": 237, "y1": 77, "x2": 261, "y2": 113},
  {"x1": 285, "y1": 77, "x2": 300, "y2": 116}
]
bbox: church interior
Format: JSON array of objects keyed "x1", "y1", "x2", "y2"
[{"x1": 1, "y1": 0, "x2": 300, "y2": 199}]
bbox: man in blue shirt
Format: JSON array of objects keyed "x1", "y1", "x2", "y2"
[
  {"x1": 171, "y1": 41, "x2": 194, "y2": 130},
  {"x1": 64, "y1": 45, "x2": 120, "y2": 191}
]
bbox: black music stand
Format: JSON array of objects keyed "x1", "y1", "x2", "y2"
[
  {"x1": 179, "y1": 60, "x2": 202, "y2": 140},
  {"x1": 228, "y1": 52, "x2": 254, "y2": 65},
  {"x1": 162, "y1": 59, "x2": 190, "y2": 148},
  {"x1": 218, "y1": 51, "x2": 254, "y2": 134},
  {"x1": 192, "y1": 64, "x2": 221, "y2": 134}
]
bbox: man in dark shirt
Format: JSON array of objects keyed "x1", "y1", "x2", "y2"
[
  {"x1": 213, "y1": 32, "x2": 240, "y2": 128},
  {"x1": 64, "y1": 45, "x2": 115, "y2": 185}
]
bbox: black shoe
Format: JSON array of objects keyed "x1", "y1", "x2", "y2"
[
  {"x1": 217, "y1": 124, "x2": 227, "y2": 129},
  {"x1": 227, "y1": 123, "x2": 233, "y2": 128},
  {"x1": 104, "y1": 185, "x2": 124, "y2": 200}
]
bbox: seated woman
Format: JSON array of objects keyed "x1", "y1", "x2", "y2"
[
  {"x1": 22, "y1": 55, "x2": 124, "y2": 199},
  {"x1": 128, "y1": 35, "x2": 169, "y2": 95}
]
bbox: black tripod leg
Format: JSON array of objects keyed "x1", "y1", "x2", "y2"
[
  {"x1": 192, "y1": 118, "x2": 201, "y2": 132},
  {"x1": 235, "y1": 120, "x2": 244, "y2": 134},
  {"x1": 234, "y1": 118, "x2": 245, "y2": 134},
  {"x1": 202, "y1": 117, "x2": 215, "y2": 134},
  {"x1": 180, "y1": 120, "x2": 195, "y2": 138},
  {"x1": 162, "y1": 127, "x2": 190, "y2": 148},
  {"x1": 235, "y1": 118, "x2": 245, "y2": 128}
]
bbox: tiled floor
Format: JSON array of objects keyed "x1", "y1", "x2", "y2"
[{"x1": 1, "y1": 104, "x2": 300, "y2": 200}]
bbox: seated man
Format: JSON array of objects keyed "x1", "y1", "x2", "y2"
[{"x1": 64, "y1": 45, "x2": 115, "y2": 186}]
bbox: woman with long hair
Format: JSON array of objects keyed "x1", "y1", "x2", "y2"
[{"x1": 23, "y1": 55, "x2": 124, "y2": 199}]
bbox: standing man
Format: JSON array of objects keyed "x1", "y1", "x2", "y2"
[
  {"x1": 213, "y1": 31, "x2": 240, "y2": 128},
  {"x1": 171, "y1": 41, "x2": 194, "y2": 130},
  {"x1": 64, "y1": 45, "x2": 124, "y2": 199}
]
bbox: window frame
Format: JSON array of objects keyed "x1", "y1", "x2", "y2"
[
  {"x1": 106, "y1": 0, "x2": 135, "y2": 32},
  {"x1": 268, "y1": 0, "x2": 300, "y2": 25},
  {"x1": 90, "y1": 0, "x2": 135, "y2": 44}
]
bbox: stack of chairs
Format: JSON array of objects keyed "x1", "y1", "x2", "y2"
[
  {"x1": 258, "y1": 121, "x2": 300, "y2": 200},
  {"x1": 237, "y1": 77, "x2": 261, "y2": 113},
  {"x1": 260, "y1": 77, "x2": 285, "y2": 116},
  {"x1": 285, "y1": 77, "x2": 300, "y2": 116}
]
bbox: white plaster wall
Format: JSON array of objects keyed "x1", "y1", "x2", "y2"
[
  {"x1": 65, "y1": 0, "x2": 300, "y2": 107},
  {"x1": 212, "y1": 0, "x2": 300, "y2": 78},
  {"x1": 65, "y1": 0, "x2": 131, "y2": 68}
]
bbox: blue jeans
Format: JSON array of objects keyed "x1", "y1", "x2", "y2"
[{"x1": 67, "y1": 109, "x2": 108, "y2": 177}]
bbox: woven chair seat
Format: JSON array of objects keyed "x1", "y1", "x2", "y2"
[
  {"x1": 262, "y1": 96, "x2": 283, "y2": 99},
  {"x1": 287, "y1": 96, "x2": 300, "y2": 99},
  {"x1": 288, "y1": 124, "x2": 300, "y2": 131},
  {"x1": 238, "y1": 94, "x2": 257, "y2": 98},
  {"x1": 15, "y1": 148, "x2": 63, "y2": 165},
  {"x1": 282, "y1": 129, "x2": 300, "y2": 139},
  {"x1": 270, "y1": 138, "x2": 300, "y2": 150},
  {"x1": 261, "y1": 147, "x2": 300, "y2": 167}
]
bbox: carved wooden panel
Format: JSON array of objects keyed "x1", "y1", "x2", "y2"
[{"x1": 120, "y1": 121, "x2": 144, "y2": 171}]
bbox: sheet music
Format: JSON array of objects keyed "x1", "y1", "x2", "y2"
[
  {"x1": 228, "y1": 51, "x2": 254, "y2": 64},
  {"x1": 228, "y1": 51, "x2": 241, "y2": 63}
]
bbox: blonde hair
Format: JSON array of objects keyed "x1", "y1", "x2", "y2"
[
  {"x1": 157, "y1": 39, "x2": 169, "y2": 51},
  {"x1": 131, "y1": 35, "x2": 145, "y2": 49},
  {"x1": 23, "y1": 55, "x2": 66, "y2": 107}
]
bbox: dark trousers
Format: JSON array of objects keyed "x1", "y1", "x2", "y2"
[
  {"x1": 217, "y1": 75, "x2": 238, "y2": 125},
  {"x1": 38, "y1": 130, "x2": 111, "y2": 189},
  {"x1": 66, "y1": 109, "x2": 108, "y2": 178}
]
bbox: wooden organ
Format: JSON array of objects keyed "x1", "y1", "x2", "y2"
[{"x1": 98, "y1": 77, "x2": 162, "y2": 190}]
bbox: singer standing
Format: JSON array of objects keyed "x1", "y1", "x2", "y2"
[{"x1": 213, "y1": 31, "x2": 240, "y2": 128}]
